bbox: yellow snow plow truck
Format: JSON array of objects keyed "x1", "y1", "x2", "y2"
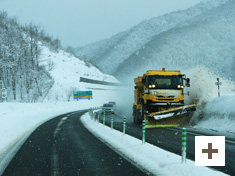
[{"x1": 133, "y1": 68, "x2": 196, "y2": 128}]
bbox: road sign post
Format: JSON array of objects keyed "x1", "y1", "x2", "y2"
[{"x1": 215, "y1": 78, "x2": 222, "y2": 97}]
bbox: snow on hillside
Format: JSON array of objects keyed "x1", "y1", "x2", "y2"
[
  {"x1": 74, "y1": 0, "x2": 228, "y2": 74},
  {"x1": 116, "y1": 0, "x2": 235, "y2": 81},
  {"x1": 40, "y1": 47, "x2": 119, "y2": 102}
]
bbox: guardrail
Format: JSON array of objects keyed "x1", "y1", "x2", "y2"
[{"x1": 80, "y1": 77, "x2": 121, "y2": 86}]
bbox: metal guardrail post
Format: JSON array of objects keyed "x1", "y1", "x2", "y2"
[{"x1": 182, "y1": 128, "x2": 187, "y2": 163}]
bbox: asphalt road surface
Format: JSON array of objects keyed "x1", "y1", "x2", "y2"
[
  {"x1": 3, "y1": 110, "x2": 235, "y2": 175},
  {"x1": 3, "y1": 110, "x2": 149, "y2": 176}
]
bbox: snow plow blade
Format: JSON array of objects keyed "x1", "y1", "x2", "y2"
[
  {"x1": 145, "y1": 124, "x2": 180, "y2": 128},
  {"x1": 147, "y1": 104, "x2": 196, "y2": 120},
  {"x1": 145, "y1": 104, "x2": 196, "y2": 128}
]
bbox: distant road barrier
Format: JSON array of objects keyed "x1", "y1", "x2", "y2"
[{"x1": 80, "y1": 77, "x2": 121, "y2": 86}]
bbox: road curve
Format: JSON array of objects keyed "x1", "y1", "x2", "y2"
[{"x1": 2, "y1": 110, "x2": 149, "y2": 176}]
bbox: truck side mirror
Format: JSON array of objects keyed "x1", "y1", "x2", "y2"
[
  {"x1": 142, "y1": 78, "x2": 146, "y2": 84},
  {"x1": 186, "y1": 78, "x2": 190, "y2": 87}
]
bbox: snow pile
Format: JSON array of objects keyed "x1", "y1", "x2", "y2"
[{"x1": 81, "y1": 113, "x2": 227, "y2": 176}]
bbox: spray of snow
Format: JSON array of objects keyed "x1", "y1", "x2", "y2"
[
  {"x1": 197, "y1": 95, "x2": 235, "y2": 133},
  {"x1": 184, "y1": 65, "x2": 235, "y2": 130}
]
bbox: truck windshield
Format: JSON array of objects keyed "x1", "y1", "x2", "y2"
[{"x1": 147, "y1": 75, "x2": 182, "y2": 89}]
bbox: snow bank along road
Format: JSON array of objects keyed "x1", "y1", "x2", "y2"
[
  {"x1": 3, "y1": 110, "x2": 234, "y2": 175},
  {"x1": 93, "y1": 111, "x2": 235, "y2": 176},
  {"x1": 2, "y1": 110, "x2": 148, "y2": 176}
]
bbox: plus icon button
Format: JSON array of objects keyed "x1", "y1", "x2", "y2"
[{"x1": 202, "y1": 143, "x2": 218, "y2": 159}]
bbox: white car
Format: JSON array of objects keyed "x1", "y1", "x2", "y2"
[{"x1": 102, "y1": 103, "x2": 115, "y2": 114}]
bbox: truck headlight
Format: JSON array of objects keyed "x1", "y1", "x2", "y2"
[{"x1": 178, "y1": 85, "x2": 184, "y2": 89}]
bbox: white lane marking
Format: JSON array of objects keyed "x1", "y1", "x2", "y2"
[
  {"x1": 51, "y1": 117, "x2": 68, "y2": 176},
  {"x1": 62, "y1": 117, "x2": 68, "y2": 121},
  {"x1": 51, "y1": 145, "x2": 59, "y2": 176},
  {"x1": 53, "y1": 117, "x2": 67, "y2": 139}
]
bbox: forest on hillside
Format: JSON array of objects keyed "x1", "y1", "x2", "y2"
[{"x1": 0, "y1": 11, "x2": 62, "y2": 102}]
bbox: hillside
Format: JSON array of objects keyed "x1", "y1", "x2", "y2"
[
  {"x1": 74, "y1": 0, "x2": 228, "y2": 76},
  {"x1": 0, "y1": 11, "x2": 117, "y2": 102},
  {"x1": 41, "y1": 47, "x2": 118, "y2": 102},
  {"x1": 116, "y1": 0, "x2": 235, "y2": 81}
]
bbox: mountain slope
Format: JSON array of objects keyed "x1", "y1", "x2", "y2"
[
  {"x1": 40, "y1": 47, "x2": 118, "y2": 102},
  {"x1": 115, "y1": 0, "x2": 235, "y2": 80},
  {"x1": 74, "y1": 0, "x2": 228, "y2": 75}
]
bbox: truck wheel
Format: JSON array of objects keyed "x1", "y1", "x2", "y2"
[
  {"x1": 133, "y1": 106, "x2": 138, "y2": 124},
  {"x1": 136, "y1": 110, "x2": 143, "y2": 124}
]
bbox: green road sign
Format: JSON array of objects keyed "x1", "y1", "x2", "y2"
[{"x1": 73, "y1": 91, "x2": 92, "y2": 100}]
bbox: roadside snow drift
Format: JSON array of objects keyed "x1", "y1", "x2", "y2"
[{"x1": 81, "y1": 113, "x2": 227, "y2": 176}]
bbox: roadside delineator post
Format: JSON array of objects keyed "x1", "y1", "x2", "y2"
[
  {"x1": 181, "y1": 128, "x2": 187, "y2": 164},
  {"x1": 92, "y1": 111, "x2": 94, "y2": 121},
  {"x1": 123, "y1": 116, "x2": 126, "y2": 135},
  {"x1": 103, "y1": 111, "x2": 106, "y2": 126},
  {"x1": 90, "y1": 109, "x2": 93, "y2": 119},
  {"x1": 111, "y1": 114, "x2": 114, "y2": 129},
  {"x1": 142, "y1": 120, "x2": 146, "y2": 144},
  {"x1": 94, "y1": 112, "x2": 96, "y2": 122},
  {"x1": 97, "y1": 113, "x2": 100, "y2": 123}
]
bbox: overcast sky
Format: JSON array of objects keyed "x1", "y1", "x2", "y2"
[{"x1": 0, "y1": 0, "x2": 208, "y2": 47}]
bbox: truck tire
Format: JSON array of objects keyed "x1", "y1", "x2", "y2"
[{"x1": 133, "y1": 105, "x2": 138, "y2": 124}]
